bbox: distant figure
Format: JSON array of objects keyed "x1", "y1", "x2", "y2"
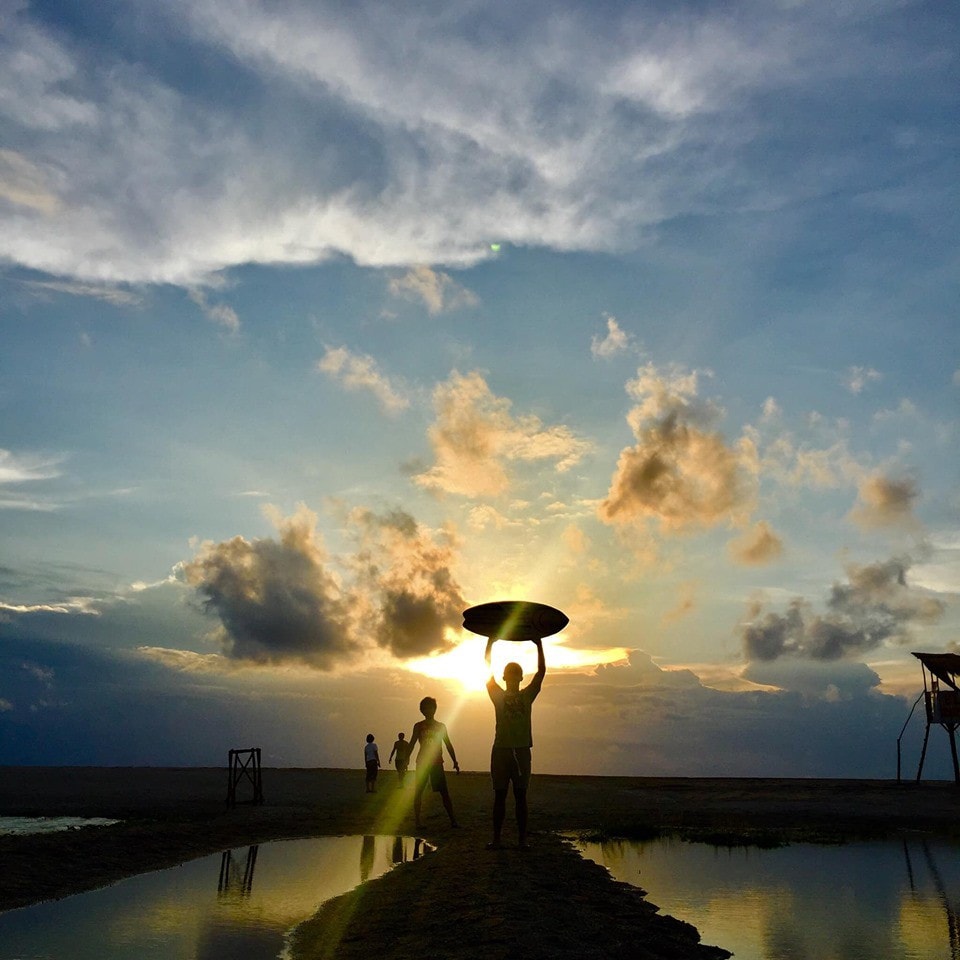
[
  {"x1": 389, "y1": 731, "x2": 412, "y2": 785},
  {"x1": 485, "y1": 637, "x2": 546, "y2": 849},
  {"x1": 364, "y1": 733, "x2": 380, "y2": 793},
  {"x1": 408, "y1": 697, "x2": 459, "y2": 828}
]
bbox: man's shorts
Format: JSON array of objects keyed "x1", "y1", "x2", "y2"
[
  {"x1": 490, "y1": 746, "x2": 531, "y2": 792},
  {"x1": 365, "y1": 760, "x2": 379, "y2": 780},
  {"x1": 416, "y1": 763, "x2": 447, "y2": 792}
]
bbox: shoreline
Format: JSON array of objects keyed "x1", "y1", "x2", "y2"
[{"x1": 2, "y1": 768, "x2": 958, "y2": 958}]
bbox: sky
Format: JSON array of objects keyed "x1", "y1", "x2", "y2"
[{"x1": 1, "y1": 0, "x2": 958, "y2": 777}]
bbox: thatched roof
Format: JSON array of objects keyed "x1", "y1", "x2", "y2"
[{"x1": 913, "y1": 652, "x2": 960, "y2": 691}]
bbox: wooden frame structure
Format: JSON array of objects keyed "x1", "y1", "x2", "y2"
[
  {"x1": 226, "y1": 747, "x2": 264, "y2": 807},
  {"x1": 912, "y1": 652, "x2": 960, "y2": 784}
]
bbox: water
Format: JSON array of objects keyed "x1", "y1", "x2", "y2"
[
  {"x1": 0, "y1": 816, "x2": 120, "y2": 836},
  {"x1": 573, "y1": 835, "x2": 960, "y2": 960},
  {"x1": 0, "y1": 835, "x2": 430, "y2": 960}
]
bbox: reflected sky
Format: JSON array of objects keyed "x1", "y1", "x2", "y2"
[
  {"x1": 0, "y1": 835, "x2": 429, "y2": 960},
  {"x1": 574, "y1": 836, "x2": 960, "y2": 960}
]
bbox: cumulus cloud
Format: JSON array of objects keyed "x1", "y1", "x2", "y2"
[
  {"x1": 414, "y1": 371, "x2": 589, "y2": 497},
  {"x1": 317, "y1": 346, "x2": 409, "y2": 414},
  {"x1": 183, "y1": 504, "x2": 359, "y2": 668},
  {"x1": 590, "y1": 316, "x2": 634, "y2": 359},
  {"x1": 181, "y1": 503, "x2": 465, "y2": 667},
  {"x1": 388, "y1": 266, "x2": 478, "y2": 314},
  {"x1": 727, "y1": 520, "x2": 784, "y2": 566},
  {"x1": 844, "y1": 366, "x2": 881, "y2": 394},
  {"x1": 599, "y1": 364, "x2": 757, "y2": 532},
  {"x1": 740, "y1": 557, "x2": 945, "y2": 662},
  {"x1": 848, "y1": 473, "x2": 920, "y2": 530},
  {"x1": 742, "y1": 659, "x2": 882, "y2": 700},
  {"x1": 346, "y1": 507, "x2": 466, "y2": 658}
]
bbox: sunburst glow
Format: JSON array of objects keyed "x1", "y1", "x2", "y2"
[{"x1": 405, "y1": 633, "x2": 630, "y2": 694}]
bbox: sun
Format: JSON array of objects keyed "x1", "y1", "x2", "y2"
[{"x1": 405, "y1": 631, "x2": 629, "y2": 694}]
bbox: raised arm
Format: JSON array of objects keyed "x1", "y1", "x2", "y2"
[
  {"x1": 526, "y1": 637, "x2": 546, "y2": 696},
  {"x1": 485, "y1": 638, "x2": 501, "y2": 697}
]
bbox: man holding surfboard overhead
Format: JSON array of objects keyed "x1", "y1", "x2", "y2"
[
  {"x1": 484, "y1": 635, "x2": 546, "y2": 850},
  {"x1": 463, "y1": 600, "x2": 567, "y2": 850}
]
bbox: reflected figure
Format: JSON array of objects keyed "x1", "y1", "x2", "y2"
[
  {"x1": 217, "y1": 845, "x2": 258, "y2": 897},
  {"x1": 391, "y1": 834, "x2": 405, "y2": 865},
  {"x1": 389, "y1": 732, "x2": 412, "y2": 786},
  {"x1": 359, "y1": 834, "x2": 376, "y2": 882}
]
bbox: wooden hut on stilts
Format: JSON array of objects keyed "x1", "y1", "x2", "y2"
[{"x1": 902, "y1": 653, "x2": 960, "y2": 784}]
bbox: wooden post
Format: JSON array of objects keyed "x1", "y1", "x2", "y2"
[
  {"x1": 226, "y1": 747, "x2": 264, "y2": 807},
  {"x1": 950, "y1": 725, "x2": 960, "y2": 785}
]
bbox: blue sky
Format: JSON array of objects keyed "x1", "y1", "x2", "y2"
[{"x1": 1, "y1": 0, "x2": 958, "y2": 776}]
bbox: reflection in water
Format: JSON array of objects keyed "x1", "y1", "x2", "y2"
[
  {"x1": 574, "y1": 836, "x2": 960, "y2": 960},
  {"x1": 360, "y1": 835, "x2": 375, "y2": 882},
  {"x1": 218, "y1": 845, "x2": 258, "y2": 897},
  {"x1": 906, "y1": 841, "x2": 960, "y2": 960},
  {"x1": 0, "y1": 836, "x2": 431, "y2": 960}
]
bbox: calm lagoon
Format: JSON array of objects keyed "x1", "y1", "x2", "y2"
[
  {"x1": 0, "y1": 835, "x2": 430, "y2": 960},
  {"x1": 573, "y1": 835, "x2": 959, "y2": 960}
]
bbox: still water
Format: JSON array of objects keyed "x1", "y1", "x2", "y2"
[
  {"x1": 574, "y1": 835, "x2": 960, "y2": 960},
  {"x1": 0, "y1": 835, "x2": 430, "y2": 960}
]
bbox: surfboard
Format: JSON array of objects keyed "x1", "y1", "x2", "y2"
[{"x1": 462, "y1": 600, "x2": 568, "y2": 641}]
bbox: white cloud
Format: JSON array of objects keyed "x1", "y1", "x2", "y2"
[
  {"x1": 317, "y1": 346, "x2": 409, "y2": 414},
  {"x1": 22, "y1": 278, "x2": 143, "y2": 307},
  {"x1": 0, "y1": 0, "x2": 928, "y2": 285},
  {"x1": 590, "y1": 315, "x2": 634, "y2": 359},
  {"x1": 844, "y1": 365, "x2": 881, "y2": 394},
  {"x1": 0, "y1": 449, "x2": 63, "y2": 485}
]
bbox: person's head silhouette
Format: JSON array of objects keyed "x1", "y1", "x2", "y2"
[
  {"x1": 503, "y1": 662, "x2": 523, "y2": 690},
  {"x1": 419, "y1": 696, "x2": 437, "y2": 719}
]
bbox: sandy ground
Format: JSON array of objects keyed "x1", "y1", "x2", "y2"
[{"x1": 1, "y1": 768, "x2": 958, "y2": 958}]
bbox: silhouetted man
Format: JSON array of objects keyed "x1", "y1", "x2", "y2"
[
  {"x1": 409, "y1": 696, "x2": 460, "y2": 829},
  {"x1": 485, "y1": 637, "x2": 545, "y2": 849}
]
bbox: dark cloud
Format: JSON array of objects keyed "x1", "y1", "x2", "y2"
[
  {"x1": 740, "y1": 557, "x2": 945, "y2": 662},
  {"x1": 348, "y1": 507, "x2": 466, "y2": 658},
  {"x1": 182, "y1": 505, "x2": 465, "y2": 667},
  {"x1": 848, "y1": 473, "x2": 920, "y2": 530},
  {"x1": 183, "y1": 505, "x2": 358, "y2": 668}
]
